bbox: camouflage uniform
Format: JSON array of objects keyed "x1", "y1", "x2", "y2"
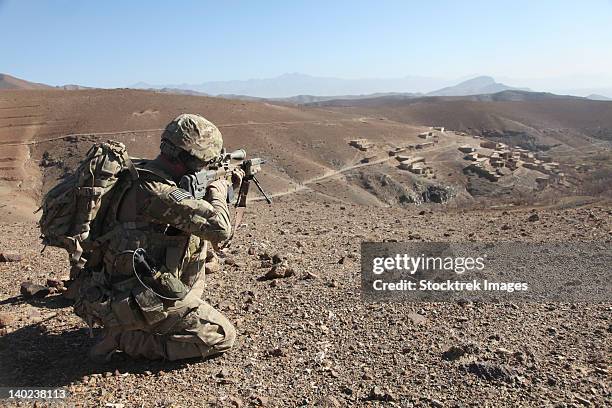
[{"x1": 75, "y1": 114, "x2": 237, "y2": 361}]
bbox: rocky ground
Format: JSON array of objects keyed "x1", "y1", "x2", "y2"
[{"x1": 0, "y1": 194, "x2": 611, "y2": 407}]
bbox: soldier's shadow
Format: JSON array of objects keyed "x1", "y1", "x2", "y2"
[{"x1": 0, "y1": 323, "x2": 211, "y2": 388}]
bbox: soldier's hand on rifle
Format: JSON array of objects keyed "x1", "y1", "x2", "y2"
[{"x1": 230, "y1": 167, "x2": 245, "y2": 190}]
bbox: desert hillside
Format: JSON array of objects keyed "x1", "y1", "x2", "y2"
[{"x1": 1, "y1": 89, "x2": 610, "y2": 223}]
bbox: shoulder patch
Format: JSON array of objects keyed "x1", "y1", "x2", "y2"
[{"x1": 168, "y1": 188, "x2": 194, "y2": 203}]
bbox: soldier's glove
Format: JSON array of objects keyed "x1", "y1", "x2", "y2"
[{"x1": 230, "y1": 167, "x2": 245, "y2": 190}]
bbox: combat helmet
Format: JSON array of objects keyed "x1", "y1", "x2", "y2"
[{"x1": 161, "y1": 113, "x2": 223, "y2": 163}]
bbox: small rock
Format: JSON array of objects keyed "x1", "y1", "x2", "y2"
[
  {"x1": 341, "y1": 386, "x2": 353, "y2": 395},
  {"x1": 20, "y1": 282, "x2": 50, "y2": 299},
  {"x1": 263, "y1": 264, "x2": 295, "y2": 280},
  {"x1": 462, "y1": 361, "x2": 517, "y2": 383},
  {"x1": 367, "y1": 386, "x2": 395, "y2": 402},
  {"x1": 501, "y1": 224, "x2": 511, "y2": 230},
  {"x1": 442, "y1": 343, "x2": 479, "y2": 361},
  {"x1": 269, "y1": 347, "x2": 285, "y2": 357},
  {"x1": 527, "y1": 213, "x2": 540, "y2": 222},
  {"x1": 224, "y1": 257, "x2": 237, "y2": 266},
  {"x1": 407, "y1": 312, "x2": 427, "y2": 325},
  {"x1": 303, "y1": 272, "x2": 319, "y2": 280},
  {"x1": 251, "y1": 394, "x2": 268, "y2": 406},
  {"x1": 216, "y1": 368, "x2": 231, "y2": 378},
  {"x1": 338, "y1": 256, "x2": 346, "y2": 264},
  {"x1": 248, "y1": 246, "x2": 256, "y2": 255},
  {"x1": 0, "y1": 252, "x2": 22, "y2": 262},
  {"x1": 227, "y1": 396, "x2": 244, "y2": 408},
  {"x1": 431, "y1": 399, "x2": 444, "y2": 408},
  {"x1": 271, "y1": 253, "x2": 283, "y2": 264}
]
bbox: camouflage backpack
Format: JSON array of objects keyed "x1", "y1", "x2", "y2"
[{"x1": 38, "y1": 140, "x2": 139, "y2": 278}]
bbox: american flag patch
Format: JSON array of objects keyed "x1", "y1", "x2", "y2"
[{"x1": 168, "y1": 188, "x2": 194, "y2": 203}]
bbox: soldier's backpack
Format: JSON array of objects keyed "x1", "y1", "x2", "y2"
[{"x1": 38, "y1": 140, "x2": 139, "y2": 277}]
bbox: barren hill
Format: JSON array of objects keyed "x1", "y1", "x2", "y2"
[
  {"x1": 0, "y1": 73, "x2": 53, "y2": 90},
  {"x1": 0, "y1": 88, "x2": 431, "y2": 221}
]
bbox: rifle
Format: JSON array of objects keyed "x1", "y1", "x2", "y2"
[{"x1": 179, "y1": 149, "x2": 271, "y2": 245}]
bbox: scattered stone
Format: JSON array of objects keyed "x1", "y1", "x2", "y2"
[
  {"x1": 341, "y1": 386, "x2": 353, "y2": 395},
  {"x1": 263, "y1": 264, "x2": 295, "y2": 280},
  {"x1": 501, "y1": 224, "x2": 511, "y2": 230},
  {"x1": 250, "y1": 394, "x2": 268, "y2": 406},
  {"x1": 20, "y1": 282, "x2": 50, "y2": 299},
  {"x1": 367, "y1": 386, "x2": 395, "y2": 402},
  {"x1": 227, "y1": 396, "x2": 244, "y2": 408},
  {"x1": 462, "y1": 361, "x2": 517, "y2": 383},
  {"x1": 303, "y1": 272, "x2": 319, "y2": 280},
  {"x1": 0, "y1": 312, "x2": 14, "y2": 328},
  {"x1": 0, "y1": 252, "x2": 22, "y2": 262},
  {"x1": 269, "y1": 347, "x2": 285, "y2": 357},
  {"x1": 271, "y1": 253, "x2": 283, "y2": 264},
  {"x1": 216, "y1": 368, "x2": 231, "y2": 378},
  {"x1": 528, "y1": 213, "x2": 540, "y2": 222},
  {"x1": 442, "y1": 343, "x2": 479, "y2": 361},
  {"x1": 407, "y1": 312, "x2": 427, "y2": 325}
]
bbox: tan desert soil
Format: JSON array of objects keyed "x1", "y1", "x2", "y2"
[{"x1": 0, "y1": 194, "x2": 610, "y2": 407}]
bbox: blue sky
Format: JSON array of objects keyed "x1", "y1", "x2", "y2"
[{"x1": 1, "y1": 0, "x2": 612, "y2": 88}]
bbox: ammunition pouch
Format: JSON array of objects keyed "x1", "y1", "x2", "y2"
[{"x1": 131, "y1": 285, "x2": 167, "y2": 325}]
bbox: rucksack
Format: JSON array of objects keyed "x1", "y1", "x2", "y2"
[{"x1": 38, "y1": 140, "x2": 139, "y2": 277}]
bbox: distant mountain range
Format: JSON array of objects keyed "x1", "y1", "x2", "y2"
[
  {"x1": 131, "y1": 74, "x2": 531, "y2": 100},
  {"x1": 3, "y1": 72, "x2": 612, "y2": 102},
  {"x1": 132, "y1": 73, "x2": 454, "y2": 98}
]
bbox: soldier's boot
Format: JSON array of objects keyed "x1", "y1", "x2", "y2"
[{"x1": 89, "y1": 329, "x2": 122, "y2": 363}]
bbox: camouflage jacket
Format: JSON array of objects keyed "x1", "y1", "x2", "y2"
[{"x1": 93, "y1": 158, "x2": 231, "y2": 291}]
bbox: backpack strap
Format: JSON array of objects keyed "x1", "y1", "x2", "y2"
[{"x1": 123, "y1": 152, "x2": 139, "y2": 181}]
